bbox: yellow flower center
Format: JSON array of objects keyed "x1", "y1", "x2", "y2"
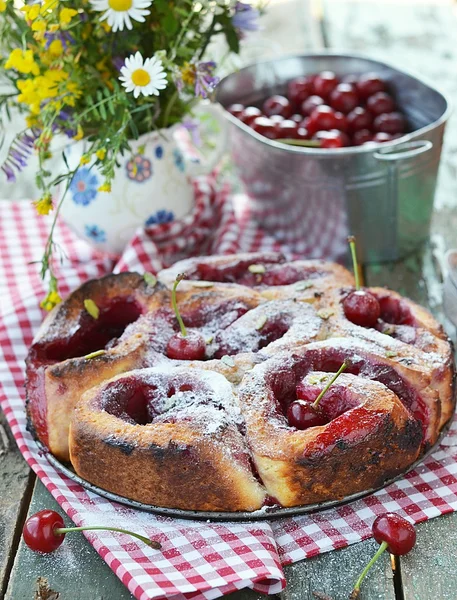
[
  {"x1": 108, "y1": 0, "x2": 132, "y2": 11},
  {"x1": 131, "y1": 68, "x2": 151, "y2": 87}
]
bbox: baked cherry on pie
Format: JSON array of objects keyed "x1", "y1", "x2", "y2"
[{"x1": 25, "y1": 253, "x2": 455, "y2": 512}]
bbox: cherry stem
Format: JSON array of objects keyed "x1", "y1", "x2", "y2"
[
  {"x1": 352, "y1": 540, "x2": 388, "y2": 594},
  {"x1": 348, "y1": 235, "x2": 360, "y2": 290},
  {"x1": 312, "y1": 360, "x2": 348, "y2": 410},
  {"x1": 55, "y1": 526, "x2": 161, "y2": 550},
  {"x1": 172, "y1": 273, "x2": 187, "y2": 337},
  {"x1": 277, "y1": 139, "x2": 321, "y2": 147}
]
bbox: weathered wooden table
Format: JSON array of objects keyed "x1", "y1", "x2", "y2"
[{"x1": 2, "y1": 1, "x2": 457, "y2": 598}]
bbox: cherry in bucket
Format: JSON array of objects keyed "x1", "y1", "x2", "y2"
[
  {"x1": 166, "y1": 274, "x2": 206, "y2": 360},
  {"x1": 287, "y1": 360, "x2": 348, "y2": 429},
  {"x1": 343, "y1": 236, "x2": 381, "y2": 328},
  {"x1": 23, "y1": 509, "x2": 161, "y2": 553},
  {"x1": 350, "y1": 513, "x2": 416, "y2": 598}
]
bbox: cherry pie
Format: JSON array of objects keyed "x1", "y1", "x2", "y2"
[{"x1": 25, "y1": 253, "x2": 455, "y2": 512}]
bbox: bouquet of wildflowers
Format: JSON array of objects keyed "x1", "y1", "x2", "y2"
[{"x1": 0, "y1": 0, "x2": 262, "y2": 308}]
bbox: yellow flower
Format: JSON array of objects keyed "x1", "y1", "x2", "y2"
[
  {"x1": 0, "y1": 1, "x2": 7, "y2": 13},
  {"x1": 26, "y1": 115, "x2": 38, "y2": 128},
  {"x1": 59, "y1": 7, "x2": 77, "y2": 25},
  {"x1": 5, "y1": 49, "x2": 40, "y2": 75},
  {"x1": 181, "y1": 62, "x2": 196, "y2": 87},
  {"x1": 48, "y1": 39, "x2": 63, "y2": 56},
  {"x1": 31, "y1": 19, "x2": 46, "y2": 32},
  {"x1": 40, "y1": 289, "x2": 62, "y2": 311},
  {"x1": 22, "y1": 4, "x2": 40, "y2": 20},
  {"x1": 74, "y1": 125, "x2": 84, "y2": 141},
  {"x1": 80, "y1": 154, "x2": 91, "y2": 165},
  {"x1": 33, "y1": 193, "x2": 53, "y2": 215},
  {"x1": 96, "y1": 148, "x2": 106, "y2": 160},
  {"x1": 98, "y1": 182, "x2": 111, "y2": 192}
]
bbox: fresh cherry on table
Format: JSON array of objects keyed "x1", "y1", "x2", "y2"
[
  {"x1": 307, "y1": 105, "x2": 337, "y2": 135},
  {"x1": 239, "y1": 106, "x2": 262, "y2": 125},
  {"x1": 373, "y1": 111, "x2": 406, "y2": 134},
  {"x1": 347, "y1": 107, "x2": 373, "y2": 133},
  {"x1": 343, "y1": 236, "x2": 381, "y2": 328},
  {"x1": 166, "y1": 273, "x2": 207, "y2": 360},
  {"x1": 263, "y1": 95, "x2": 292, "y2": 118},
  {"x1": 351, "y1": 513, "x2": 416, "y2": 598},
  {"x1": 22, "y1": 509, "x2": 161, "y2": 554},
  {"x1": 313, "y1": 129, "x2": 349, "y2": 149},
  {"x1": 356, "y1": 72, "x2": 386, "y2": 99},
  {"x1": 313, "y1": 71, "x2": 339, "y2": 99},
  {"x1": 329, "y1": 83, "x2": 359, "y2": 114},
  {"x1": 287, "y1": 76, "x2": 314, "y2": 107},
  {"x1": 251, "y1": 116, "x2": 278, "y2": 139},
  {"x1": 366, "y1": 91, "x2": 396, "y2": 116},
  {"x1": 301, "y1": 95, "x2": 325, "y2": 116}
]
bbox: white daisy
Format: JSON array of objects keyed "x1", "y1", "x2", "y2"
[
  {"x1": 90, "y1": 0, "x2": 153, "y2": 32},
  {"x1": 119, "y1": 52, "x2": 168, "y2": 98}
]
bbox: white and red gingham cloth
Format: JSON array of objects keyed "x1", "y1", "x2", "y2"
[{"x1": 2, "y1": 180, "x2": 457, "y2": 600}]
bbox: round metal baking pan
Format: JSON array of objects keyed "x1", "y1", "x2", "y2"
[{"x1": 43, "y1": 421, "x2": 452, "y2": 521}]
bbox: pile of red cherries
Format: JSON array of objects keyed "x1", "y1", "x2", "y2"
[{"x1": 228, "y1": 71, "x2": 407, "y2": 149}]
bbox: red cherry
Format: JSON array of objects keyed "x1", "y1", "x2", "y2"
[
  {"x1": 287, "y1": 399, "x2": 328, "y2": 429},
  {"x1": 366, "y1": 92, "x2": 396, "y2": 116},
  {"x1": 313, "y1": 130, "x2": 348, "y2": 149},
  {"x1": 269, "y1": 115, "x2": 284, "y2": 125},
  {"x1": 251, "y1": 116, "x2": 278, "y2": 139},
  {"x1": 263, "y1": 95, "x2": 292, "y2": 118},
  {"x1": 372, "y1": 132, "x2": 394, "y2": 143},
  {"x1": 333, "y1": 111, "x2": 349, "y2": 132},
  {"x1": 373, "y1": 112, "x2": 406, "y2": 134},
  {"x1": 296, "y1": 126, "x2": 310, "y2": 140},
  {"x1": 290, "y1": 113, "x2": 304, "y2": 123},
  {"x1": 307, "y1": 105, "x2": 337, "y2": 134},
  {"x1": 287, "y1": 77, "x2": 314, "y2": 107},
  {"x1": 23, "y1": 510, "x2": 65, "y2": 553},
  {"x1": 329, "y1": 83, "x2": 359, "y2": 114},
  {"x1": 347, "y1": 107, "x2": 373, "y2": 132},
  {"x1": 301, "y1": 95, "x2": 325, "y2": 116},
  {"x1": 240, "y1": 106, "x2": 262, "y2": 125},
  {"x1": 276, "y1": 119, "x2": 299, "y2": 139},
  {"x1": 166, "y1": 331, "x2": 206, "y2": 360},
  {"x1": 372, "y1": 513, "x2": 416, "y2": 555},
  {"x1": 313, "y1": 71, "x2": 339, "y2": 99},
  {"x1": 343, "y1": 290, "x2": 381, "y2": 327},
  {"x1": 357, "y1": 73, "x2": 386, "y2": 99},
  {"x1": 352, "y1": 129, "x2": 373, "y2": 145},
  {"x1": 227, "y1": 103, "x2": 245, "y2": 118}
]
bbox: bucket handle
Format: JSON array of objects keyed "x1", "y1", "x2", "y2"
[{"x1": 373, "y1": 140, "x2": 433, "y2": 161}]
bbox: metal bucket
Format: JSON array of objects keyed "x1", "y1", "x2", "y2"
[{"x1": 216, "y1": 53, "x2": 451, "y2": 263}]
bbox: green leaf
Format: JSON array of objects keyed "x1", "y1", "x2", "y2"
[{"x1": 163, "y1": 11, "x2": 179, "y2": 35}]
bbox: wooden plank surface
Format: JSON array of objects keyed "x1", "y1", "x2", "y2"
[{"x1": 0, "y1": 409, "x2": 34, "y2": 599}]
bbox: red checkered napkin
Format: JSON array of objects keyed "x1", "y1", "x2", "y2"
[{"x1": 2, "y1": 186, "x2": 457, "y2": 600}]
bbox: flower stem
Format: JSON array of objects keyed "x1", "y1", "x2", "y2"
[
  {"x1": 55, "y1": 526, "x2": 161, "y2": 550},
  {"x1": 312, "y1": 360, "x2": 348, "y2": 410},
  {"x1": 352, "y1": 541, "x2": 388, "y2": 595},
  {"x1": 172, "y1": 274, "x2": 187, "y2": 337},
  {"x1": 348, "y1": 235, "x2": 360, "y2": 290},
  {"x1": 161, "y1": 89, "x2": 178, "y2": 130}
]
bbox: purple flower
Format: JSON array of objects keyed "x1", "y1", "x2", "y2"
[
  {"x1": 232, "y1": 2, "x2": 260, "y2": 32},
  {"x1": 1, "y1": 129, "x2": 40, "y2": 183},
  {"x1": 44, "y1": 30, "x2": 75, "y2": 49},
  {"x1": 194, "y1": 61, "x2": 220, "y2": 99}
]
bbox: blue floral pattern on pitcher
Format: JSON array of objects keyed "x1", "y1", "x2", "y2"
[
  {"x1": 85, "y1": 224, "x2": 106, "y2": 243},
  {"x1": 173, "y1": 148, "x2": 185, "y2": 173},
  {"x1": 70, "y1": 168, "x2": 99, "y2": 206},
  {"x1": 145, "y1": 210, "x2": 175, "y2": 227},
  {"x1": 126, "y1": 154, "x2": 152, "y2": 182}
]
